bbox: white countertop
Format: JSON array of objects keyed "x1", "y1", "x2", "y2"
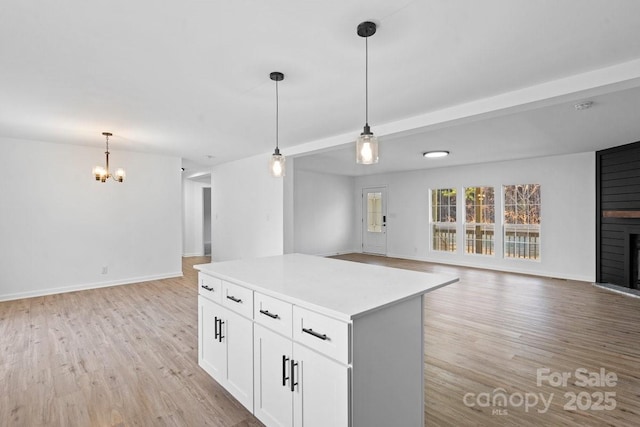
[{"x1": 195, "y1": 254, "x2": 458, "y2": 321}]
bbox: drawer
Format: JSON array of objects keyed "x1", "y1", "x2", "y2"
[
  {"x1": 221, "y1": 280, "x2": 253, "y2": 319},
  {"x1": 293, "y1": 306, "x2": 349, "y2": 364},
  {"x1": 199, "y1": 274, "x2": 221, "y2": 302},
  {"x1": 254, "y1": 292, "x2": 292, "y2": 337}
]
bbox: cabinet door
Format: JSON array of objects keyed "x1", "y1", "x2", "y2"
[
  {"x1": 293, "y1": 343, "x2": 349, "y2": 427},
  {"x1": 225, "y1": 308, "x2": 254, "y2": 410},
  {"x1": 198, "y1": 296, "x2": 227, "y2": 382},
  {"x1": 254, "y1": 324, "x2": 294, "y2": 427}
]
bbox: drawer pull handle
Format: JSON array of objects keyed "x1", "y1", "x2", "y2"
[
  {"x1": 260, "y1": 309, "x2": 279, "y2": 319},
  {"x1": 302, "y1": 328, "x2": 328, "y2": 341},
  {"x1": 290, "y1": 359, "x2": 298, "y2": 392},
  {"x1": 218, "y1": 319, "x2": 225, "y2": 342},
  {"x1": 226, "y1": 295, "x2": 242, "y2": 304},
  {"x1": 282, "y1": 355, "x2": 289, "y2": 387},
  {"x1": 201, "y1": 285, "x2": 214, "y2": 291},
  {"x1": 214, "y1": 317, "x2": 224, "y2": 342}
]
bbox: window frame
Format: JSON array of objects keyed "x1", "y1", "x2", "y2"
[
  {"x1": 430, "y1": 188, "x2": 458, "y2": 253},
  {"x1": 502, "y1": 184, "x2": 541, "y2": 261},
  {"x1": 463, "y1": 186, "x2": 495, "y2": 257}
]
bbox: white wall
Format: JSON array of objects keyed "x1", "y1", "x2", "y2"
[
  {"x1": 283, "y1": 158, "x2": 295, "y2": 254},
  {"x1": 182, "y1": 177, "x2": 210, "y2": 257},
  {"x1": 354, "y1": 152, "x2": 596, "y2": 281},
  {"x1": 0, "y1": 137, "x2": 183, "y2": 301},
  {"x1": 211, "y1": 154, "x2": 284, "y2": 261},
  {"x1": 293, "y1": 169, "x2": 356, "y2": 256}
]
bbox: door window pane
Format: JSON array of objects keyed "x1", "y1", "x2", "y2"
[{"x1": 367, "y1": 192, "x2": 383, "y2": 233}]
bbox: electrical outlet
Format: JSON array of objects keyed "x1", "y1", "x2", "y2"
[{"x1": 102, "y1": 266, "x2": 108, "y2": 275}]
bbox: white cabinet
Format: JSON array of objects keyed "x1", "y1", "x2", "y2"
[
  {"x1": 254, "y1": 324, "x2": 294, "y2": 427},
  {"x1": 254, "y1": 324, "x2": 349, "y2": 427},
  {"x1": 199, "y1": 295, "x2": 226, "y2": 380},
  {"x1": 196, "y1": 255, "x2": 457, "y2": 427},
  {"x1": 292, "y1": 342, "x2": 349, "y2": 427},
  {"x1": 198, "y1": 293, "x2": 253, "y2": 410}
]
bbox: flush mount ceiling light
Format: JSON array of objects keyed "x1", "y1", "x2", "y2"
[
  {"x1": 423, "y1": 151, "x2": 450, "y2": 158},
  {"x1": 269, "y1": 71, "x2": 286, "y2": 177},
  {"x1": 356, "y1": 21, "x2": 379, "y2": 165},
  {"x1": 92, "y1": 132, "x2": 125, "y2": 182},
  {"x1": 574, "y1": 101, "x2": 594, "y2": 110}
]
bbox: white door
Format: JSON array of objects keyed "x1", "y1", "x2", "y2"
[
  {"x1": 293, "y1": 343, "x2": 349, "y2": 427},
  {"x1": 362, "y1": 187, "x2": 387, "y2": 255},
  {"x1": 254, "y1": 324, "x2": 294, "y2": 427}
]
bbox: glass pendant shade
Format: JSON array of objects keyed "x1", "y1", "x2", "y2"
[
  {"x1": 92, "y1": 165, "x2": 107, "y2": 181},
  {"x1": 270, "y1": 149, "x2": 286, "y2": 177},
  {"x1": 356, "y1": 126, "x2": 379, "y2": 165},
  {"x1": 114, "y1": 168, "x2": 126, "y2": 182},
  {"x1": 356, "y1": 134, "x2": 379, "y2": 165}
]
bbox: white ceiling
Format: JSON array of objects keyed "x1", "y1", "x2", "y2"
[{"x1": 2, "y1": 1, "x2": 640, "y2": 176}]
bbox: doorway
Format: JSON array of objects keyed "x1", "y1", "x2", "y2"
[
  {"x1": 362, "y1": 187, "x2": 387, "y2": 255},
  {"x1": 203, "y1": 187, "x2": 212, "y2": 256}
]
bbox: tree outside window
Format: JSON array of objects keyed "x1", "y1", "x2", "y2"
[
  {"x1": 431, "y1": 188, "x2": 457, "y2": 252},
  {"x1": 504, "y1": 184, "x2": 541, "y2": 260},
  {"x1": 465, "y1": 187, "x2": 495, "y2": 255}
]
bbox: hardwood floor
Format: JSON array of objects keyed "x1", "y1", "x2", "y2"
[
  {"x1": 0, "y1": 257, "x2": 263, "y2": 427},
  {"x1": 1, "y1": 254, "x2": 639, "y2": 426},
  {"x1": 332, "y1": 253, "x2": 640, "y2": 427}
]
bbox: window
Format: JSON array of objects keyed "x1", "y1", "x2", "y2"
[
  {"x1": 504, "y1": 184, "x2": 541, "y2": 260},
  {"x1": 431, "y1": 188, "x2": 457, "y2": 252},
  {"x1": 464, "y1": 187, "x2": 495, "y2": 255}
]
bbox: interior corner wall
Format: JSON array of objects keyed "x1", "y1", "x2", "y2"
[
  {"x1": 211, "y1": 154, "x2": 284, "y2": 262},
  {"x1": 0, "y1": 137, "x2": 183, "y2": 301},
  {"x1": 283, "y1": 158, "x2": 295, "y2": 254},
  {"x1": 354, "y1": 152, "x2": 596, "y2": 281},
  {"x1": 294, "y1": 169, "x2": 356, "y2": 256},
  {"x1": 182, "y1": 177, "x2": 210, "y2": 257}
]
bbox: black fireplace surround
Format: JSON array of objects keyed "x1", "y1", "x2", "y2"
[{"x1": 597, "y1": 140, "x2": 640, "y2": 289}]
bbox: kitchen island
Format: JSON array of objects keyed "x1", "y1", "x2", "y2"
[{"x1": 195, "y1": 253, "x2": 458, "y2": 427}]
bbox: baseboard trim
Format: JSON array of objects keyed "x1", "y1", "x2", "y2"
[
  {"x1": 594, "y1": 282, "x2": 640, "y2": 298},
  {"x1": 382, "y1": 252, "x2": 594, "y2": 282},
  {"x1": 314, "y1": 249, "x2": 359, "y2": 257},
  {"x1": 183, "y1": 252, "x2": 205, "y2": 257},
  {"x1": 0, "y1": 271, "x2": 184, "y2": 302}
]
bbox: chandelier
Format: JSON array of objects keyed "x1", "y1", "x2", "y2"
[{"x1": 92, "y1": 132, "x2": 125, "y2": 183}]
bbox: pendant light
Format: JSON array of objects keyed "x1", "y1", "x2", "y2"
[
  {"x1": 92, "y1": 132, "x2": 125, "y2": 183},
  {"x1": 269, "y1": 71, "x2": 286, "y2": 177},
  {"x1": 356, "y1": 21, "x2": 378, "y2": 165}
]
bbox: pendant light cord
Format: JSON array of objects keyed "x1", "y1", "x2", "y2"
[
  {"x1": 365, "y1": 36, "x2": 369, "y2": 126},
  {"x1": 275, "y1": 78, "x2": 279, "y2": 150}
]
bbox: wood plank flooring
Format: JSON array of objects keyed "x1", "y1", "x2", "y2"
[
  {"x1": 1, "y1": 254, "x2": 639, "y2": 426},
  {"x1": 0, "y1": 257, "x2": 262, "y2": 427},
  {"x1": 332, "y1": 253, "x2": 640, "y2": 427}
]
